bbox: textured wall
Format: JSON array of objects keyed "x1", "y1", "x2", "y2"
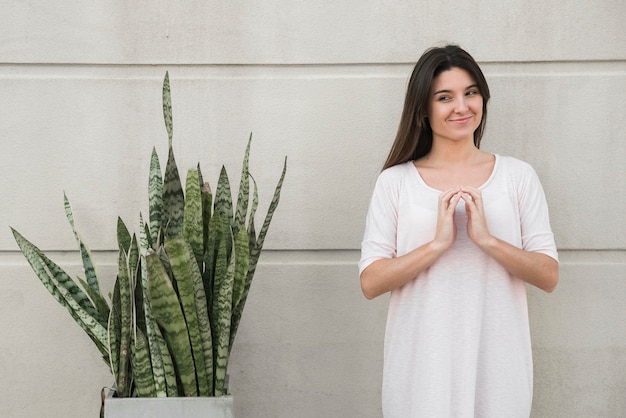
[{"x1": 1, "y1": 1, "x2": 624, "y2": 417}]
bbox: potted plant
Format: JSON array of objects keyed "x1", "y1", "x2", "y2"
[{"x1": 11, "y1": 72, "x2": 287, "y2": 417}]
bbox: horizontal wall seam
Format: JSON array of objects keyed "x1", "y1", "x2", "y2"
[
  {"x1": 1, "y1": 249, "x2": 625, "y2": 266},
  {"x1": 0, "y1": 61, "x2": 624, "y2": 80}
]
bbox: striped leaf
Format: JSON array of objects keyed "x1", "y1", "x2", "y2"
[
  {"x1": 247, "y1": 175, "x2": 259, "y2": 251},
  {"x1": 77, "y1": 276, "x2": 110, "y2": 328},
  {"x1": 165, "y1": 237, "x2": 211, "y2": 396},
  {"x1": 155, "y1": 327, "x2": 179, "y2": 396},
  {"x1": 146, "y1": 251, "x2": 198, "y2": 397},
  {"x1": 183, "y1": 169, "x2": 204, "y2": 268},
  {"x1": 193, "y1": 275, "x2": 214, "y2": 396},
  {"x1": 214, "y1": 166, "x2": 233, "y2": 230},
  {"x1": 148, "y1": 148, "x2": 163, "y2": 247},
  {"x1": 11, "y1": 228, "x2": 108, "y2": 358},
  {"x1": 139, "y1": 215, "x2": 168, "y2": 397},
  {"x1": 233, "y1": 134, "x2": 252, "y2": 234},
  {"x1": 116, "y1": 232, "x2": 133, "y2": 398},
  {"x1": 254, "y1": 156, "x2": 287, "y2": 254},
  {"x1": 201, "y1": 180, "x2": 213, "y2": 256},
  {"x1": 213, "y1": 221, "x2": 234, "y2": 396},
  {"x1": 230, "y1": 156, "x2": 287, "y2": 349},
  {"x1": 232, "y1": 226, "x2": 250, "y2": 310},
  {"x1": 207, "y1": 212, "x2": 228, "y2": 291},
  {"x1": 181, "y1": 224, "x2": 215, "y2": 396},
  {"x1": 108, "y1": 279, "x2": 121, "y2": 388},
  {"x1": 12, "y1": 228, "x2": 102, "y2": 322},
  {"x1": 128, "y1": 235, "x2": 140, "y2": 292},
  {"x1": 163, "y1": 72, "x2": 173, "y2": 147},
  {"x1": 204, "y1": 211, "x2": 225, "y2": 314},
  {"x1": 117, "y1": 217, "x2": 132, "y2": 254},
  {"x1": 215, "y1": 258, "x2": 235, "y2": 396},
  {"x1": 200, "y1": 177, "x2": 213, "y2": 309},
  {"x1": 162, "y1": 146, "x2": 185, "y2": 240},
  {"x1": 63, "y1": 193, "x2": 100, "y2": 295},
  {"x1": 131, "y1": 327, "x2": 157, "y2": 398}
]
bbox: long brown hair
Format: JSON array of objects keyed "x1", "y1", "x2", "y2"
[{"x1": 383, "y1": 45, "x2": 490, "y2": 170}]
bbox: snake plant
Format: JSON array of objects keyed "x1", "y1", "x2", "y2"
[{"x1": 11, "y1": 72, "x2": 287, "y2": 400}]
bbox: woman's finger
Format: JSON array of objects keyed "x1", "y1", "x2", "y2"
[
  {"x1": 460, "y1": 187, "x2": 482, "y2": 203},
  {"x1": 460, "y1": 192, "x2": 476, "y2": 208},
  {"x1": 447, "y1": 192, "x2": 462, "y2": 214},
  {"x1": 439, "y1": 187, "x2": 459, "y2": 203}
]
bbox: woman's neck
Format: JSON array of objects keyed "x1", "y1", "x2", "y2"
[{"x1": 422, "y1": 138, "x2": 481, "y2": 166}]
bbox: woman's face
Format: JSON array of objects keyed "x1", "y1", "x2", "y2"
[{"x1": 427, "y1": 67, "x2": 483, "y2": 144}]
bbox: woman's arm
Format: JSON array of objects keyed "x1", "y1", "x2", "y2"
[
  {"x1": 360, "y1": 187, "x2": 463, "y2": 299},
  {"x1": 477, "y1": 237, "x2": 558, "y2": 292},
  {"x1": 461, "y1": 187, "x2": 559, "y2": 292},
  {"x1": 361, "y1": 240, "x2": 447, "y2": 299}
]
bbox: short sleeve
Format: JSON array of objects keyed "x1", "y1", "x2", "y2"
[
  {"x1": 517, "y1": 163, "x2": 559, "y2": 262},
  {"x1": 359, "y1": 167, "x2": 402, "y2": 275}
]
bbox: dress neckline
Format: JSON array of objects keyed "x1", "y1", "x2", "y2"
[{"x1": 410, "y1": 154, "x2": 499, "y2": 193}]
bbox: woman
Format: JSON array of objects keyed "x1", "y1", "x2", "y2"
[{"x1": 359, "y1": 45, "x2": 558, "y2": 417}]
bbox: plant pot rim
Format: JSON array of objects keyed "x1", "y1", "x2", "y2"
[{"x1": 103, "y1": 389, "x2": 235, "y2": 418}]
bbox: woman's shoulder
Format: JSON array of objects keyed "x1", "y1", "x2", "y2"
[
  {"x1": 493, "y1": 154, "x2": 543, "y2": 190},
  {"x1": 372, "y1": 161, "x2": 415, "y2": 194},
  {"x1": 380, "y1": 161, "x2": 415, "y2": 177},
  {"x1": 495, "y1": 154, "x2": 537, "y2": 175},
  {"x1": 378, "y1": 161, "x2": 414, "y2": 181}
]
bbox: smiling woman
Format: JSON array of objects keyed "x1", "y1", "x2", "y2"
[{"x1": 359, "y1": 45, "x2": 558, "y2": 418}]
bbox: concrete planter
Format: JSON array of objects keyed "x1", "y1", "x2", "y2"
[{"x1": 104, "y1": 393, "x2": 234, "y2": 418}]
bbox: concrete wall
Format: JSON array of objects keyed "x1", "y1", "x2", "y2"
[{"x1": 1, "y1": 1, "x2": 624, "y2": 417}]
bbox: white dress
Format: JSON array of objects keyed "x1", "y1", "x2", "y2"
[{"x1": 359, "y1": 155, "x2": 558, "y2": 418}]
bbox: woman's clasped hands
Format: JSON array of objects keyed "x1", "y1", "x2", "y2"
[{"x1": 434, "y1": 186, "x2": 494, "y2": 252}]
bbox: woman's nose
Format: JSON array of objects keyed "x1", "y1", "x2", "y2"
[{"x1": 455, "y1": 98, "x2": 468, "y2": 113}]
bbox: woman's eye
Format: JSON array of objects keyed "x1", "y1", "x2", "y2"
[
  {"x1": 467, "y1": 90, "x2": 479, "y2": 96},
  {"x1": 437, "y1": 95, "x2": 451, "y2": 102}
]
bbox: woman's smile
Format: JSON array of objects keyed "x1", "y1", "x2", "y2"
[{"x1": 449, "y1": 116, "x2": 474, "y2": 124}]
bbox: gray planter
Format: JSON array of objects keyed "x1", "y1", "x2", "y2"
[{"x1": 104, "y1": 393, "x2": 234, "y2": 418}]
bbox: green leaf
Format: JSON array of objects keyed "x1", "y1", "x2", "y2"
[
  {"x1": 128, "y1": 235, "x2": 140, "y2": 292},
  {"x1": 183, "y1": 169, "x2": 204, "y2": 268},
  {"x1": 213, "y1": 222, "x2": 234, "y2": 396},
  {"x1": 203, "y1": 212, "x2": 224, "y2": 313},
  {"x1": 232, "y1": 227, "x2": 250, "y2": 311},
  {"x1": 146, "y1": 252, "x2": 198, "y2": 397},
  {"x1": 230, "y1": 156, "x2": 287, "y2": 349},
  {"x1": 156, "y1": 327, "x2": 179, "y2": 396},
  {"x1": 116, "y1": 237, "x2": 133, "y2": 397},
  {"x1": 247, "y1": 174, "x2": 259, "y2": 251},
  {"x1": 117, "y1": 217, "x2": 132, "y2": 253},
  {"x1": 77, "y1": 276, "x2": 110, "y2": 328},
  {"x1": 214, "y1": 166, "x2": 233, "y2": 230},
  {"x1": 201, "y1": 180, "x2": 213, "y2": 257},
  {"x1": 139, "y1": 215, "x2": 168, "y2": 397},
  {"x1": 11, "y1": 228, "x2": 108, "y2": 359},
  {"x1": 148, "y1": 148, "x2": 163, "y2": 247},
  {"x1": 162, "y1": 146, "x2": 185, "y2": 240},
  {"x1": 163, "y1": 72, "x2": 173, "y2": 146},
  {"x1": 131, "y1": 327, "x2": 157, "y2": 398},
  {"x1": 234, "y1": 134, "x2": 252, "y2": 235},
  {"x1": 64, "y1": 193, "x2": 100, "y2": 295},
  {"x1": 255, "y1": 156, "x2": 287, "y2": 253},
  {"x1": 165, "y1": 237, "x2": 212, "y2": 396},
  {"x1": 108, "y1": 279, "x2": 121, "y2": 390},
  {"x1": 160, "y1": 72, "x2": 184, "y2": 241}
]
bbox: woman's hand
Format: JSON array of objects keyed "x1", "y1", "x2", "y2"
[
  {"x1": 459, "y1": 186, "x2": 558, "y2": 292},
  {"x1": 433, "y1": 187, "x2": 463, "y2": 251},
  {"x1": 459, "y1": 187, "x2": 494, "y2": 249}
]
